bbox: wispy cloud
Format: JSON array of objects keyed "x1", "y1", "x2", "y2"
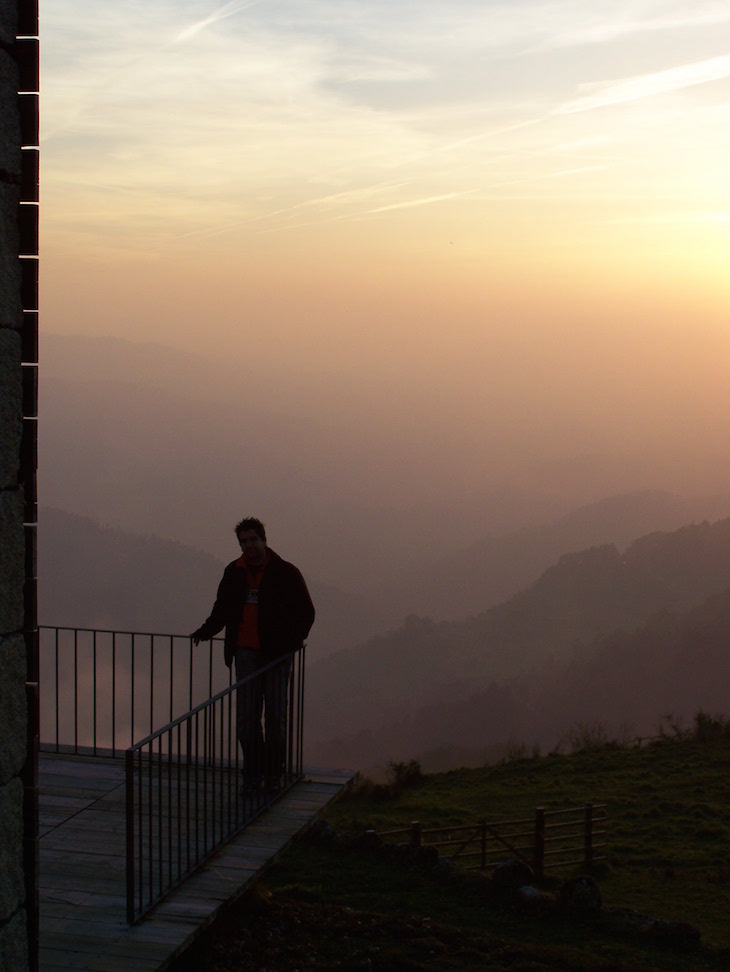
[
  {"x1": 557, "y1": 54, "x2": 730, "y2": 114},
  {"x1": 173, "y1": 0, "x2": 264, "y2": 44},
  {"x1": 603, "y1": 211, "x2": 730, "y2": 225},
  {"x1": 534, "y1": 2, "x2": 730, "y2": 50}
]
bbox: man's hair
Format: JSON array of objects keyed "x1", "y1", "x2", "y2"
[{"x1": 234, "y1": 517, "x2": 266, "y2": 542}]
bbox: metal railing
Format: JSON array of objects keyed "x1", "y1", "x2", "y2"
[
  {"x1": 378, "y1": 803, "x2": 607, "y2": 878},
  {"x1": 40, "y1": 626, "x2": 307, "y2": 922},
  {"x1": 125, "y1": 647, "x2": 305, "y2": 923},
  {"x1": 39, "y1": 626, "x2": 231, "y2": 757}
]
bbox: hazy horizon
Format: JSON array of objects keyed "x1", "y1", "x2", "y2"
[{"x1": 39, "y1": 331, "x2": 730, "y2": 595}]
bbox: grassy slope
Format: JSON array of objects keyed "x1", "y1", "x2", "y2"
[{"x1": 174, "y1": 734, "x2": 730, "y2": 971}]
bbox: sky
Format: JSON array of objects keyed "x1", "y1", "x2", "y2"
[{"x1": 40, "y1": 1, "x2": 730, "y2": 536}]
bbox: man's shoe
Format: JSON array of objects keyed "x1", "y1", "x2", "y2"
[
  {"x1": 239, "y1": 779, "x2": 263, "y2": 800},
  {"x1": 266, "y1": 774, "x2": 287, "y2": 797}
]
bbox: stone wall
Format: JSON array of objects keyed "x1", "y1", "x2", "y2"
[{"x1": 0, "y1": 1, "x2": 38, "y2": 969}]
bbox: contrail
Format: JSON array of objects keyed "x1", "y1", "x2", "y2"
[
  {"x1": 364, "y1": 191, "x2": 473, "y2": 215},
  {"x1": 556, "y1": 53, "x2": 730, "y2": 114},
  {"x1": 174, "y1": 0, "x2": 264, "y2": 44},
  {"x1": 173, "y1": 181, "x2": 409, "y2": 240}
]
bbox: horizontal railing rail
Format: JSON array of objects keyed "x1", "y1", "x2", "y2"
[
  {"x1": 125, "y1": 646, "x2": 306, "y2": 923},
  {"x1": 377, "y1": 803, "x2": 607, "y2": 877},
  {"x1": 39, "y1": 626, "x2": 231, "y2": 758}
]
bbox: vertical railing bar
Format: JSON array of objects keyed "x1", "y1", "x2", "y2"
[
  {"x1": 233, "y1": 680, "x2": 240, "y2": 824},
  {"x1": 137, "y1": 747, "x2": 143, "y2": 917},
  {"x1": 150, "y1": 635, "x2": 155, "y2": 739},
  {"x1": 203, "y1": 705, "x2": 209, "y2": 852},
  {"x1": 125, "y1": 749, "x2": 135, "y2": 923},
  {"x1": 169, "y1": 635, "x2": 174, "y2": 725},
  {"x1": 287, "y1": 654, "x2": 295, "y2": 780},
  {"x1": 189, "y1": 637, "x2": 194, "y2": 711},
  {"x1": 215, "y1": 699, "x2": 220, "y2": 836},
  {"x1": 226, "y1": 688, "x2": 234, "y2": 827},
  {"x1": 208, "y1": 640, "x2": 213, "y2": 699},
  {"x1": 92, "y1": 630, "x2": 97, "y2": 754},
  {"x1": 73, "y1": 628, "x2": 79, "y2": 753},
  {"x1": 222, "y1": 695, "x2": 228, "y2": 831},
  {"x1": 222, "y1": 696, "x2": 227, "y2": 834},
  {"x1": 130, "y1": 635, "x2": 136, "y2": 750},
  {"x1": 297, "y1": 647, "x2": 305, "y2": 775},
  {"x1": 167, "y1": 727, "x2": 173, "y2": 889},
  {"x1": 186, "y1": 717, "x2": 192, "y2": 872},
  {"x1": 194, "y1": 710, "x2": 200, "y2": 865},
  {"x1": 214, "y1": 697, "x2": 220, "y2": 840},
  {"x1": 218, "y1": 698, "x2": 223, "y2": 840},
  {"x1": 176, "y1": 722, "x2": 182, "y2": 882},
  {"x1": 158, "y1": 734, "x2": 163, "y2": 897},
  {"x1": 147, "y1": 741, "x2": 154, "y2": 909},
  {"x1": 112, "y1": 632, "x2": 117, "y2": 758},
  {"x1": 54, "y1": 628, "x2": 60, "y2": 752},
  {"x1": 210, "y1": 700, "x2": 216, "y2": 842}
]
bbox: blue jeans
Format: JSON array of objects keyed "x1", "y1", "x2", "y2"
[{"x1": 234, "y1": 649, "x2": 291, "y2": 786}]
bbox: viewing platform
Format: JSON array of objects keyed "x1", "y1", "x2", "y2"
[
  {"x1": 38, "y1": 626, "x2": 353, "y2": 971},
  {"x1": 39, "y1": 755, "x2": 352, "y2": 971}
]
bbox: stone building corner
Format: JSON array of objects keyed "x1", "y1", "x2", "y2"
[{"x1": 1, "y1": 0, "x2": 39, "y2": 969}]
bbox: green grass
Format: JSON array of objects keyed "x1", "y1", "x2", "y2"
[
  {"x1": 174, "y1": 733, "x2": 730, "y2": 971},
  {"x1": 323, "y1": 739, "x2": 730, "y2": 947}
]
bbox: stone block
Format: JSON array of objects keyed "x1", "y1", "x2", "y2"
[
  {"x1": 0, "y1": 329, "x2": 22, "y2": 485},
  {"x1": 0, "y1": 778, "x2": 24, "y2": 923},
  {"x1": 0, "y1": 50, "x2": 21, "y2": 175},
  {"x1": 0, "y1": 909, "x2": 28, "y2": 972},
  {"x1": 0, "y1": 185, "x2": 22, "y2": 329},
  {"x1": 0, "y1": 1, "x2": 18, "y2": 48},
  {"x1": 0, "y1": 490, "x2": 24, "y2": 634},
  {"x1": 0, "y1": 634, "x2": 26, "y2": 784}
]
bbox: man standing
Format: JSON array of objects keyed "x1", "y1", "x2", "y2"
[{"x1": 191, "y1": 518, "x2": 315, "y2": 794}]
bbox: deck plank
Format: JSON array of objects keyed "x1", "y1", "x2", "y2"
[{"x1": 40, "y1": 755, "x2": 354, "y2": 971}]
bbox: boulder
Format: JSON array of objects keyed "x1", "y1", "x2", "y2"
[
  {"x1": 490, "y1": 859, "x2": 534, "y2": 892},
  {"x1": 559, "y1": 874, "x2": 602, "y2": 915}
]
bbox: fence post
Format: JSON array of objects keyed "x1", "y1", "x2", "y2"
[
  {"x1": 533, "y1": 807, "x2": 545, "y2": 880},
  {"x1": 481, "y1": 820, "x2": 486, "y2": 871},
  {"x1": 410, "y1": 821, "x2": 422, "y2": 848},
  {"x1": 584, "y1": 803, "x2": 594, "y2": 870}
]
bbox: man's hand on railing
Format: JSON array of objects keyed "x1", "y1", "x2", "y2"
[{"x1": 190, "y1": 629, "x2": 204, "y2": 646}]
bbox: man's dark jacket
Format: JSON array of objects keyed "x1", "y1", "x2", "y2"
[{"x1": 194, "y1": 549, "x2": 315, "y2": 668}]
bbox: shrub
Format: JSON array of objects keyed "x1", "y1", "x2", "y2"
[
  {"x1": 693, "y1": 710, "x2": 730, "y2": 741},
  {"x1": 558, "y1": 721, "x2": 634, "y2": 754},
  {"x1": 350, "y1": 760, "x2": 423, "y2": 801},
  {"x1": 657, "y1": 712, "x2": 690, "y2": 740},
  {"x1": 387, "y1": 759, "x2": 423, "y2": 790}
]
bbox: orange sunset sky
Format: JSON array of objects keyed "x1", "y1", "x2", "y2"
[{"x1": 39, "y1": 1, "x2": 730, "y2": 540}]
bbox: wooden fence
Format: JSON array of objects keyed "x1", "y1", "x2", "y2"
[{"x1": 377, "y1": 803, "x2": 606, "y2": 879}]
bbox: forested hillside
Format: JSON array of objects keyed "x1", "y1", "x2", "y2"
[{"x1": 307, "y1": 518, "x2": 730, "y2": 771}]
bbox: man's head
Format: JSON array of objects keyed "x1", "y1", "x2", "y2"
[
  {"x1": 234, "y1": 517, "x2": 266, "y2": 543},
  {"x1": 235, "y1": 517, "x2": 267, "y2": 570}
]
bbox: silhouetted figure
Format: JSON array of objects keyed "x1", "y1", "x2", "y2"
[{"x1": 191, "y1": 517, "x2": 315, "y2": 793}]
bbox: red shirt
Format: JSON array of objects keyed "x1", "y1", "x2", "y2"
[{"x1": 235, "y1": 554, "x2": 269, "y2": 649}]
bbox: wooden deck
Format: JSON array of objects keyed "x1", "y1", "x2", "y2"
[{"x1": 39, "y1": 754, "x2": 354, "y2": 971}]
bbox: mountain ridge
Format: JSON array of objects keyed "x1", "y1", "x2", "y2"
[{"x1": 306, "y1": 515, "x2": 730, "y2": 768}]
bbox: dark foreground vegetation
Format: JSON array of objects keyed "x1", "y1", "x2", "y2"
[{"x1": 173, "y1": 717, "x2": 730, "y2": 971}]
